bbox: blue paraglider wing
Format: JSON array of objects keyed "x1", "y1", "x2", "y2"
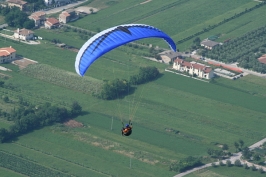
[{"x1": 75, "y1": 24, "x2": 176, "y2": 76}]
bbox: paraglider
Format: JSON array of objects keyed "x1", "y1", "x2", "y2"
[
  {"x1": 75, "y1": 24, "x2": 176, "y2": 76},
  {"x1": 121, "y1": 120, "x2": 133, "y2": 136},
  {"x1": 75, "y1": 24, "x2": 176, "y2": 136}
]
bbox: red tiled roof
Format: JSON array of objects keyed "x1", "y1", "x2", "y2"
[
  {"x1": 203, "y1": 67, "x2": 212, "y2": 73},
  {"x1": 46, "y1": 18, "x2": 59, "y2": 25},
  {"x1": 31, "y1": 11, "x2": 45, "y2": 17},
  {"x1": 14, "y1": 28, "x2": 34, "y2": 35},
  {"x1": 0, "y1": 47, "x2": 16, "y2": 57},
  {"x1": 29, "y1": 15, "x2": 40, "y2": 20},
  {"x1": 193, "y1": 63, "x2": 205, "y2": 70},
  {"x1": 174, "y1": 58, "x2": 213, "y2": 72},
  {"x1": 62, "y1": 11, "x2": 70, "y2": 17},
  {"x1": 258, "y1": 54, "x2": 266, "y2": 64},
  {"x1": 46, "y1": 18, "x2": 59, "y2": 26}
]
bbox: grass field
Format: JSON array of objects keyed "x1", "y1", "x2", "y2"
[
  {"x1": 0, "y1": 0, "x2": 266, "y2": 176},
  {"x1": 0, "y1": 15, "x2": 5, "y2": 25}
]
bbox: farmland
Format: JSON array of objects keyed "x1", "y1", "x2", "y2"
[
  {"x1": 70, "y1": 0, "x2": 266, "y2": 50},
  {"x1": 0, "y1": 0, "x2": 266, "y2": 176}
]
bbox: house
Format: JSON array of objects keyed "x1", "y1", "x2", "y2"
[
  {"x1": 59, "y1": 9, "x2": 78, "y2": 23},
  {"x1": 29, "y1": 11, "x2": 46, "y2": 27},
  {"x1": 0, "y1": 46, "x2": 16, "y2": 63},
  {"x1": 7, "y1": 0, "x2": 27, "y2": 11},
  {"x1": 258, "y1": 54, "x2": 266, "y2": 64},
  {"x1": 173, "y1": 58, "x2": 214, "y2": 79},
  {"x1": 13, "y1": 28, "x2": 34, "y2": 41},
  {"x1": 159, "y1": 50, "x2": 183, "y2": 64},
  {"x1": 45, "y1": 18, "x2": 60, "y2": 29},
  {"x1": 200, "y1": 40, "x2": 220, "y2": 50}
]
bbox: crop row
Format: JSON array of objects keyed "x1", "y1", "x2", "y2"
[
  {"x1": 21, "y1": 64, "x2": 103, "y2": 95},
  {"x1": 0, "y1": 150, "x2": 72, "y2": 177},
  {"x1": 176, "y1": 1, "x2": 266, "y2": 44},
  {"x1": 0, "y1": 85, "x2": 68, "y2": 107}
]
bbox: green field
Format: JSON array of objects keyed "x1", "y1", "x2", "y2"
[
  {"x1": 0, "y1": 167, "x2": 26, "y2": 177},
  {"x1": 70, "y1": 0, "x2": 266, "y2": 50},
  {"x1": 0, "y1": 0, "x2": 266, "y2": 176},
  {"x1": 0, "y1": 15, "x2": 5, "y2": 25}
]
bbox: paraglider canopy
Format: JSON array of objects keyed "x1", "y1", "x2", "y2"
[{"x1": 75, "y1": 24, "x2": 176, "y2": 76}]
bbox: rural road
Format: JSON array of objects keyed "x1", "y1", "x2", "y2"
[
  {"x1": 44, "y1": 0, "x2": 88, "y2": 14},
  {"x1": 173, "y1": 138, "x2": 266, "y2": 177}
]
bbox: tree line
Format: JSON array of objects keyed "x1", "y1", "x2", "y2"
[
  {"x1": 204, "y1": 25, "x2": 266, "y2": 73},
  {"x1": 95, "y1": 66, "x2": 160, "y2": 100},
  {"x1": 0, "y1": 81, "x2": 82, "y2": 143},
  {"x1": 0, "y1": 101, "x2": 82, "y2": 143},
  {"x1": 0, "y1": 6, "x2": 34, "y2": 29}
]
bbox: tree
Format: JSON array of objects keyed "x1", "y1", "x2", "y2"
[
  {"x1": 251, "y1": 164, "x2": 257, "y2": 171},
  {"x1": 222, "y1": 144, "x2": 229, "y2": 150},
  {"x1": 70, "y1": 101, "x2": 82, "y2": 117},
  {"x1": 0, "y1": 128, "x2": 8, "y2": 143},
  {"x1": 3, "y1": 95, "x2": 9, "y2": 103},
  {"x1": 239, "y1": 139, "x2": 244, "y2": 149},
  {"x1": 219, "y1": 161, "x2": 224, "y2": 166},
  {"x1": 23, "y1": 20, "x2": 35, "y2": 29},
  {"x1": 226, "y1": 160, "x2": 232, "y2": 167},
  {"x1": 253, "y1": 153, "x2": 260, "y2": 161},
  {"x1": 243, "y1": 163, "x2": 249, "y2": 169},
  {"x1": 234, "y1": 159, "x2": 242, "y2": 167},
  {"x1": 242, "y1": 147, "x2": 252, "y2": 159},
  {"x1": 234, "y1": 141, "x2": 239, "y2": 152},
  {"x1": 258, "y1": 167, "x2": 264, "y2": 174},
  {"x1": 0, "y1": 81, "x2": 4, "y2": 87}
]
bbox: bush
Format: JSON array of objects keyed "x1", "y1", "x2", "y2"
[
  {"x1": 219, "y1": 161, "x2": 224, "y2": 166},
  {"x1": 170, "y1": 156, "x2": 203, "y2": 172},
  {"x1": 226, "y1": 160, "x2": 232, "y2": 167},
  {"x1": 251, "y1": 164, "x2": 257, "y2": 171},
  {"x1": 234, "y1": 159, "x2": 242, "y2": 167}
]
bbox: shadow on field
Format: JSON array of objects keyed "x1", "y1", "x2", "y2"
[{"x1": 79, "y1": 110, "x2": 90, "y2": 116}]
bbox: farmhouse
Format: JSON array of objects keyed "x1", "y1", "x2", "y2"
[
  {"x1": 159, "y1": 50, "x2": 183, "y2": 64},
  {"x1": 29, "y1": 11, "x2": 46, "y2": 27},
  {"x1": 7, "y1": 0, "x2": 27, "y2": 11},
  {"x1": 173, "y1": 58, "x2": 214, "y2": 79},
  {"x1": 45, "y1": 18, "x2": 60, "y2": 29},
  {"x1": 0, "y1": 46, "x2": 16, "y2": 63},
  {"x1": 200, "y1": 40, "x2": 220, "y2": 50},
  {"x1": 13, "y1": 28, "x2": 34, "y2": 41},
  {"x1": 59, "y1": 9, "x2": 79, "y2": 23}
]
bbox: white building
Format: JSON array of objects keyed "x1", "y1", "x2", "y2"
[
  {"x1": 173, "y1": 58, "x2": 214, "y2": 79},
  {"x1": 13, "y1": 28, "x2": 34, "y2": 41}
]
